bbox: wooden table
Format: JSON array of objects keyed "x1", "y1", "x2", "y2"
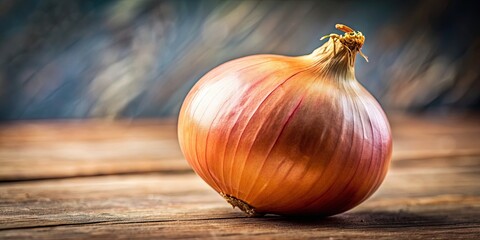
[{"x1": 1, "y1": 114, "x2": 479, "y2": 239}]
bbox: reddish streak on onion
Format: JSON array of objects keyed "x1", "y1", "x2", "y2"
[{"x1": 178, "y1": 24, "x2": 392, "y2": 217}]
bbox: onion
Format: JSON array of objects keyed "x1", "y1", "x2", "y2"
[{"x1": 178, "y1": 24, "x2": 392, "y2": 217}]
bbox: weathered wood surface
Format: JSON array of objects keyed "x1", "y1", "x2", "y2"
[
  {"x1": 0, "y1": 114, "x2": 479, "y2": 239},
  {"x1": 0, "y1": 120, "x2": 189, "y2": 181}
]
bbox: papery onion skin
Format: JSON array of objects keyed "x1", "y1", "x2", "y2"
[{"x1": 178, "y1": 24, "x2": 392, "y2": 216}]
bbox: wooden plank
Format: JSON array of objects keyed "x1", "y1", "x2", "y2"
[
  {"x1": 0, "y1": 155, "x2": 479, "y2": 239},
  {"x1": 1, "y1": 209, "x2": 478, "y2": 240},
  {"x1": 0, "y1": 115, "x2": 479, "y2": 181},
  {"x1": 389, "y1": 113, "x2": 480, "y2": 160},
  {"x1": 0, "y1": 120, "x2": 190, "y2": 181}
]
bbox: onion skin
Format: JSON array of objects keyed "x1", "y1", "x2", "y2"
[{"x1": 178, "y1": 25, "x2": 392, "y2": 216}]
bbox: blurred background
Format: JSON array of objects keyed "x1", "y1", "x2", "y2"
[{"x1": 0, "y1": 0, "x2": 479, "y2": 121}]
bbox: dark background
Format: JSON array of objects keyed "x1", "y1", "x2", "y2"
[{"x1": 0, "y1": 0, "x2": 479, "y2": 120}]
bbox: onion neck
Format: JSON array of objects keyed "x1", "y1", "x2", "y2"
[{"x1": 309, "y1": 25, "x2": 367, "y2": 81}]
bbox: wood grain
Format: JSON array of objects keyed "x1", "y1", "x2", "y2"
[
  {"x1": 0, "y1": 115, "x2": 479, "y2": 239},
  {"x1": 0, "y1": 120, "x2": 189, "y2": 181},
  {"x1": 389, "y1": 113, "x2": 480, "y2": 160}
]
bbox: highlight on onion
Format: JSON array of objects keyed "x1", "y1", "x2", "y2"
[{"x1": 177, "y1": 24, "x2": 392, "y2": 217}]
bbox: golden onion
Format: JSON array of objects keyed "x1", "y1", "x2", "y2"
[{"x1": 178, "y1": 24, "x2": 392, "y2": 217}]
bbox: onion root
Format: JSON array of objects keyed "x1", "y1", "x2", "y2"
[{"x1": 220, "y1": 193, "x2": 263, "y2": 217}]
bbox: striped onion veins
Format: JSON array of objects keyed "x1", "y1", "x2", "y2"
[{"x1": 177, "y1": 24, "x2": 392, "y2": 217}]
